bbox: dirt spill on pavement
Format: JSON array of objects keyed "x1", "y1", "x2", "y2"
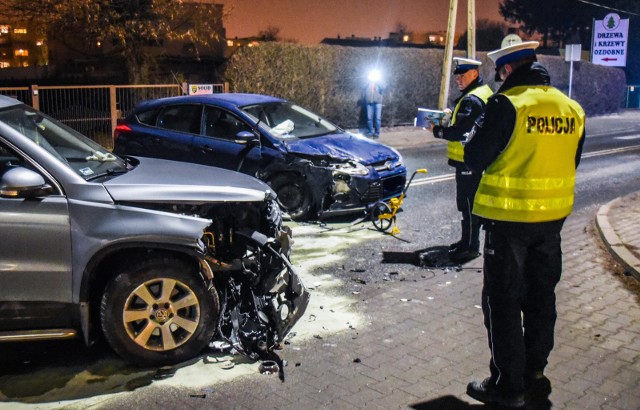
[{"x1": 0, "y1": 221, "x2": 381, "y2": 408}]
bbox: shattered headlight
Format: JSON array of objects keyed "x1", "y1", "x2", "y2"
[{"x1": 331, "y1": 161, "x2": 370, "y2": 176}]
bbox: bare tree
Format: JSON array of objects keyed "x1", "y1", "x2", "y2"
[
  {"x1": 457, "y1": 19, "x2": 509, "y2": 51},
  {"x1": 258, "y1": 26, "x2": 281, "y2": 41},
  {"x1": 395, "y1": 21, "x2": 409, "y2": 33},
  {"x1": 0, "y1": 0, "x2": 230, "y2": 83}
]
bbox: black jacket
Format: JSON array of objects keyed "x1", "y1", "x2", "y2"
[{"x1": 464, "y1": 62, "x2": 585, "y2": 174}]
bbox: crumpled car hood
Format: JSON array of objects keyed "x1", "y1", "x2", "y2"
[
  {"x1": 103, "y1": 157, "x2": 272, "y2": 203},
  {"x1": 280, "y1": 131, "x2": 399, "y2": 165}
]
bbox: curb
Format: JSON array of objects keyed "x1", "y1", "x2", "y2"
[{"x1": 595, "y1": 197, "x2": 640, "y2": 280}]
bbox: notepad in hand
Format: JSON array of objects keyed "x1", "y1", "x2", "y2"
[{"x1": 414, "y1": 108, "x2": 446, "y2": 127}]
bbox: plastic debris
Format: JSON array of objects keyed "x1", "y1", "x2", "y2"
[
  {"x1": 259, "y1": 360, "x2": 280, "y2": 375},
  {"x1": 219, "y1": 361, "x2": 235, "y2": 370}
]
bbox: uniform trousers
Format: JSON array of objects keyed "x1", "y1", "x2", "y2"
[
  {"x1": 480, "y1": 218, "x2": 565, "y2": 393},
  {"x1": 454, "y1": 166, "x2": 482, "y2": 249}
]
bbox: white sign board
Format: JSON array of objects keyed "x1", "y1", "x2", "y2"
[
  {"x1": 188, "y1": 84, "x2": 214, "y2": 95},
  {"x1": 592, "y1": 13, "x2": 629, "y2": 67},
  {"x1": 501, "y1": 34, "x2": 522, "y2": 48},
  {"x1": 565, "y1": 44, "x2": 582, "y2": 62}
]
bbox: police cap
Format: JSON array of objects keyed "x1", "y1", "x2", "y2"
[{"x1": 453, "y1": 57, "x2": 482, "y2": 75}]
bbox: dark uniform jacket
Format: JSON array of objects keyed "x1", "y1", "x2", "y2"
[{"x1": 433, "y1": 77, "x2": 488, "y2": 169}]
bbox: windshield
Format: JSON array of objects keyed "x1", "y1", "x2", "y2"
[
  {"x1": 241, "y1": 102, "x2": 338, "y2": 139},
  {"x1": 0, "y1": 105, "x2": 128, "y2": 180}
]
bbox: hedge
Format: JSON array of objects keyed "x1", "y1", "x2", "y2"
[{"x1": 223, "y1": 43, "x2": 626, "y2": 128}]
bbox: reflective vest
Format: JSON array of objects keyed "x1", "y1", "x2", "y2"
[
  {"x1": 473, "y1": 85, "x2": 585, "y2": 222},
  {"x1": 447, "y1": 84, "x2": 493, "y2": 162}
]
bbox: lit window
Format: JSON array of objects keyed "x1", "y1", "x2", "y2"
[
  {"x1": 0, "y1": 62, "x2": 9, "y2": 68},
  {"x1": 36, "y1": 40, "x2": 43, "y2": 46},
  {"x1": 227, "y1": 40, "x2": 234, "y2": 46},
  {"x1": 13, "y1": 28, "x2": 27, "y2": 34},
  {"x1": 429, "y1": 35, "x2": 436, "y2": 42},
  {"x1": 402, "y1": 35, "x2": 409, "y2": 42},
  {"x1": 15, "y1": 49, "x2": 28, "y2": 57},
  {"x1": 0, "y1": 26, "x2": 9, "y2": 34}
]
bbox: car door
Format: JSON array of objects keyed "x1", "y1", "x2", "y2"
[
  {"x1": 140, "y1": 104, "x2": 201, "y2": 162},
  {"x1": 0, "y1": 140, "x2": 73, "y2": 329},
  {"x1": 190, "y1": 106, "x2": 262, "y2": 174}
]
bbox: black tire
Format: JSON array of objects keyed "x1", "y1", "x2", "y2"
[
  {"x1": 371, "y1": 201, "x2": 393, "y2": 232},
  {"x1": 100, "y1": 257, "x2": 219, "y2": 366},
  {"x1": 269, "y1": 173, "x2": 314, "y2": 221}
]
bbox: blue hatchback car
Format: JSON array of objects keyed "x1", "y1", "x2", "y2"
[{"x1": 114, "y1": 93, "x2": 407, "y2": 221}]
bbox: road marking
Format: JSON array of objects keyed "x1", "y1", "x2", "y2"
[
  {"x1": 410, "y1": 173, "x2": 455, "y2": 186},
  {"x1": 582, "y1": 145, "x2": 640, "y2": 158},
  {"x1": 408, "y1": 145, "x2": 640, "y2": 186},
  {"x1": 614, "y1": 135, "x2": 640, "y2": 140}
]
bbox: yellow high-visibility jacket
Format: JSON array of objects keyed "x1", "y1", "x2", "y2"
[
  {"x1": 473, "y1": 85, "x2": 585, "y2": 222},
  {"x1": 447, "y1": 84, "x2": 493, "y2": 163}
]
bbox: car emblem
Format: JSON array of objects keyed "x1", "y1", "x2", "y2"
[{"x1": 154, "y1": 309, "x2": 171, "y2": 323}]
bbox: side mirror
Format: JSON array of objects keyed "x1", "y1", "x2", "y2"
[
  {"x1": 235, "y1": 131, "x2": 260, "y2": 144},
  {"x1": 0, "y1": 167, "x2": 53, "y2": 198}
]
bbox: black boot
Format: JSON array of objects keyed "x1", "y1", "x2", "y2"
[
  {"x1": 467, "y1": 377, "x2": 525, "y2": 408},
  {"x1": 449, "y1": 218, "x2": 480, "y2": 261}
]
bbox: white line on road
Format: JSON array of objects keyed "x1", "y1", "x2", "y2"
[
  {"x1": 409, "y1": 173, "x2": 455, "y2": 186},
  {"x1": 407, "y1": 145, "x2": 640, "y2": 186},
  {"x1": 614, "y1": 135, "x2": 640, "y2": 140},
  {"x1": 582, "y1": 145, "x2": 640, "y2": 158}
]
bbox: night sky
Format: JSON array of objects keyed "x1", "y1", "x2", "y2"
[{"x1": 219, "y1": 0, "x2": 505, "y2": 44}]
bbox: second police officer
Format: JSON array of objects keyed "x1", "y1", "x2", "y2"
[{"x1": 429, "y1": 57, "x2": 493, "y2": 261}]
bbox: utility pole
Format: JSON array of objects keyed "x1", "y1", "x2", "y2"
[
  {"x1": 467, "y1": 0, "x2": 476, "y2": 58},
  {"x1": 439, "y1": 0, "x2": 458, "y2": 110}
]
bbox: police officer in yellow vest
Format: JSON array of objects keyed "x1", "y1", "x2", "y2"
[
  {"x1": 429, "y1": 57, "x2": 493, "y2": 261},
  {"x1": 463, "y1": 41, "x2": 585, "y2": 407}
]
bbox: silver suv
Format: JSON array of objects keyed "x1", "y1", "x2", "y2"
[{"x1": 0, "y1": 95, "x2": 308, "y2": 366}]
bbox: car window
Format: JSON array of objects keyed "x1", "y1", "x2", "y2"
[
  {"x1": 0, "y1": 139, "x2": 59, "y2": 193},
  {"x1": 156, "y1": 105, "x2": 202, "y2": 134},
  {"x1": 137, "y1": 107, "x2": 161, "y2": 126},
  {"x1": 0, "y1": 104, "x2": 128, "y2": 180},
  {"x1": 241, "y1": 102, "x2": 337, "y2": 139},
  {"x1": 0, "y1": 139, "x2": 26, "y2": 171},
  {"x1": 204, "y1": 106, "x2": 252, "y2": 140}
]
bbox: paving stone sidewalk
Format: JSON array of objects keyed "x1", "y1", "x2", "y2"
[{"x1": 597, "y1": 191, "x2": 640, "y2": 280}]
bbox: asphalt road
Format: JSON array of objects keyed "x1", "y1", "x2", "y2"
[{"x1": 1, "y1": 112, "x2": 640, "y2": 409}]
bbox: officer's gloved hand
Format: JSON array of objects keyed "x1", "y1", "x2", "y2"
[{"x1": 440, "y1": 109, "x2": 453, "y2": 127}]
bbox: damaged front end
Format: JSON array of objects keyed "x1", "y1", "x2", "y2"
[
  {"x1": 265, "y1": 155, "x2": 405, "y2": 219},
  {"x1": 197, "y1": 197, "x2": 309, "y2": 360}
]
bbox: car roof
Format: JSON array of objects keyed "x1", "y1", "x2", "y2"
[
  {"x1": 0, "y1": 94, "x2": 23, "y2": 109},
  {"x1": 136, "y1": 93, "x2": 287, "y2": 111}
]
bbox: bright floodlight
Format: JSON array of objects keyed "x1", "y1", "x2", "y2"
[{"x1": 368, "y1": 69, "x2": 382, "y2": 82}]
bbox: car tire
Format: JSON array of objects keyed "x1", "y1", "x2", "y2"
[
  {"x1": 269, "y1": 173, "x2": 314, "y2": 221},
  {"x1": 100, "y1": 256, "x2": 219, "y2": 366}
]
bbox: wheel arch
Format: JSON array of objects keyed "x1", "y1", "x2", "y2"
[{"x1": 79, "y1": 244, "x2": 204, "y2": 346}]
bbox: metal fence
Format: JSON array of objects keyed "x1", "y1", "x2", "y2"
[{"x1": 0, "y1": 83, "x2": 226, "y2": 149}]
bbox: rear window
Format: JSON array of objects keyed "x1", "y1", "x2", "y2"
[
  {"x1": 137, "y1": 107, "x2": 161, "y2": 126},
  {"x1": 156, "y1": 105, "x2": 202, "y2": 134}
]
